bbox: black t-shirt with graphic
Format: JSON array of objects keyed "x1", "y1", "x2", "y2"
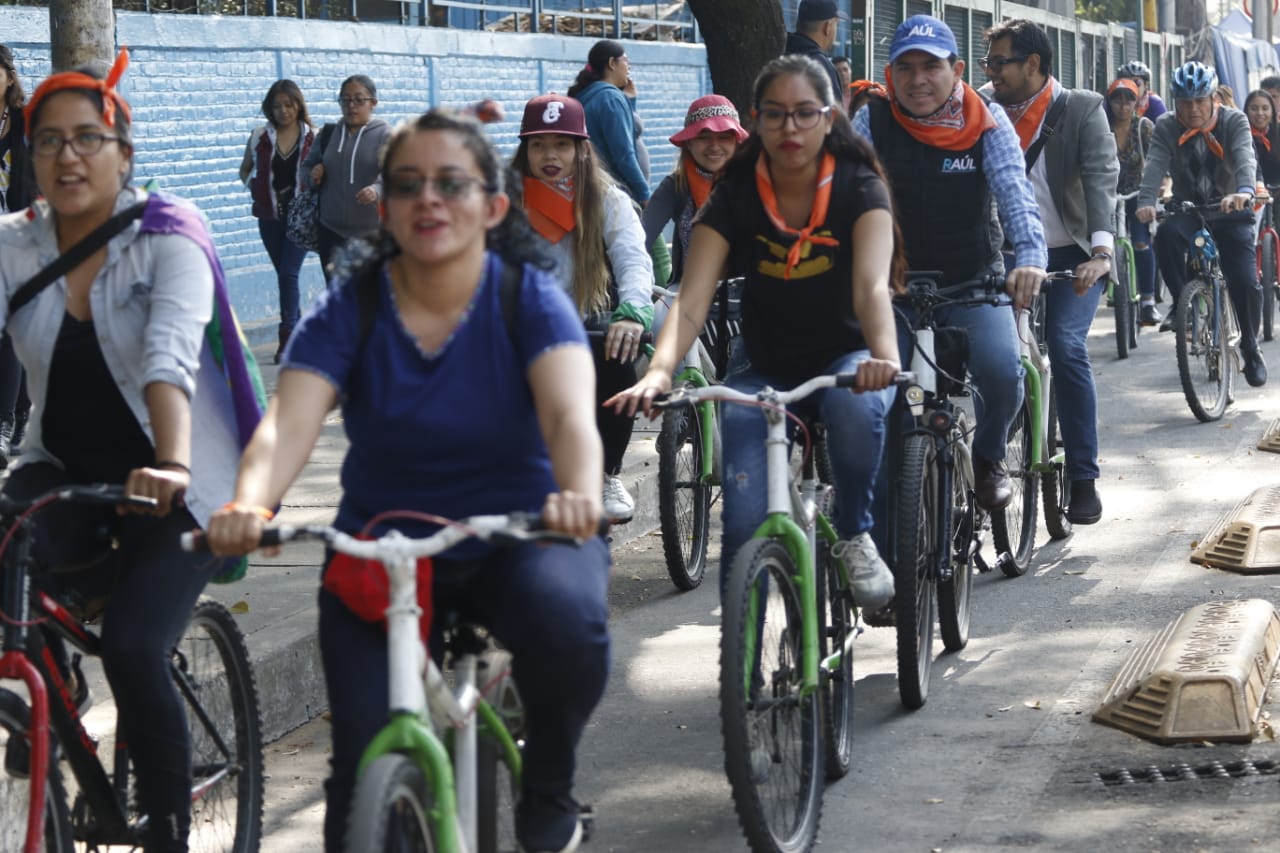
[{"x1": 695, "y1": 156, "x2": 892, "y2": 385}]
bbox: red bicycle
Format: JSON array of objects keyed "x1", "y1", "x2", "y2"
[{"x1": 1255, "y1": 187, "x2": 1280, "y2": 341}]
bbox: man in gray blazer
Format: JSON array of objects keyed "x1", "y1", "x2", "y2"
[{"x1": 984, "y1": 18, "x2": 1118, "y2": 526}]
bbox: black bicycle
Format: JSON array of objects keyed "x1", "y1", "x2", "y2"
[{"x1": 0, "y1": 485, "x2": 263, "y2": 852}]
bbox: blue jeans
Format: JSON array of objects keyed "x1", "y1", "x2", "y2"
[
  {"x1": 1045, "y1": 244, "x2": 1104, "y2": 482},
  {"x1": 1125, "y1": 196, "x2": 1156, "y2": 299},
  {"x1": 719, "y1": 349, "x2": 893, "y2": 599},
  {"x1": 258, "y1": 217, "x2": 306, "y2": 328},
  {"x1": 318, "y1": 538, "x2": 611, "y2": 853}
]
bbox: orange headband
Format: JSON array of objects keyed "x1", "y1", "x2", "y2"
[{"x1": 24, "y1": 47, "x2": 132, "y2": 135}]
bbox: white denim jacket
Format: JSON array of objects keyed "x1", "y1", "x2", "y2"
[{"x1": 0, "y1": 188, "x2": 241, "y2": 525}]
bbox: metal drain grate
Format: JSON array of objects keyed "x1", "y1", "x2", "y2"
[{"x1": 1097, "y1": 759, "x2": 1280, "y2": 786}]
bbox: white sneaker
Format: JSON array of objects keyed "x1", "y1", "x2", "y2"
[
  {"x1": 602, "y1": 476, "x2": 635, "y2": 523},
  {"x1": 831, "y1": 532, "x2": 894, "y2": 610}
]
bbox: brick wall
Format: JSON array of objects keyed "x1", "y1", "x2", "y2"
[{"x1": 1, "y1": 8, "x2": 708, "y2": 339}]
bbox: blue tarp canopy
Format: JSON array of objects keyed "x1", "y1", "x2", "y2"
[{"x1": 1213, "y1": 9, "x2": 1279, "y2": 99}]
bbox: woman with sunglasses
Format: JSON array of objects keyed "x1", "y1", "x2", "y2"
[
  {"x1": 302, "y1": 74, "x2": 391, "y2": 274},
  {"x1": 1106, "y1": 77, "x2": 1160, "y2": 325},
  {"x1": 207, "y1": 109, "x2": 610, "y2": 853},
  {"x1": 608, "y1": 54, "x2": 902, "y2": 607},
  {"x1": 0, "y1": 51, "x2": 261, "y2": 852},
  {"x1": 0, "y1": 44, "x2": 33, "y2": 465}
]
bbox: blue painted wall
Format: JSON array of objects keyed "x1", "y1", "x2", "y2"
[{"x1": 1, "y1": 8, "x2": 709, "y2": 340}]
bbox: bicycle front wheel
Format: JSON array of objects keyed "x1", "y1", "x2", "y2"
[
  {"x1": 894, "y1": 434, "x2": 937, "y2": 710},
  {"x1": 657, "y1": 400, "x2": 713, "y2": 591},
  {"x1": 1263, "y1": 232, "x2": 1277, "y2": 341},
  {"x1": 1112, "y1": 265, "x2": 1132, "y2": 360},
  {"x1": 991, "y1": 402, "x2": 1038, "y2": 576},
  {"x1": 179, "y1": 599, "x2": 265, "y2": 853},
  {"x1": 720, "y1": 538, "x2": 823, "y2": 853},
  {"x1": 477, "y1": 729, "x2": 517, "y2": 853},
  {"x1": 0, "y1": 689, "x2": 73, "y2": 853},
  {"x1": 1175, "y1": 278, "x2": 1231, "y2": 422},
  {"x1": 345, "y1": 753, "x2": 436, "y2": 852},
  {"x1": 814, "y1": 523, "x2": 853, "y2": 780},
  {"x1": 937, "y1": 413, "x2": 974, "y2": 652},
  {"x1": 1041, "y1": 386, "x2": 1073, "y2": 541}
]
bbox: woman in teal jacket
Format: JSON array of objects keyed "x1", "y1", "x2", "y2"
[{"x1": 566, "y1": 40, "x2": 650, "y2": 204}]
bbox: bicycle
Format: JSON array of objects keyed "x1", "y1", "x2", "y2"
[
  {"x1": 1255, "y1": 187, "x2": 1279, "y2": 341},
  {"x1": 0, "y1": 484, "x2": 264, "y2": 853},
  {"x1": 651, "y1": 278, "x2": 741, "y2": 591},
  {"x1": 653, "y1": 369, "x2": 910, "y2": 853},
  {"x1": 185, "y1": 513, "x2": 599, "y2": 853},
  {"x1": 1108, "y1": 191, "x2": 1142, "y2": 359},
  {"x1": 1159, "y1": 201, "x2": 1242, "y2": 422},
  {"x1": 991, "y1": 271, "x2": 1078, "y2": 576}
]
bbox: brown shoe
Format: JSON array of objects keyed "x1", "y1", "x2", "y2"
[{"x1": 973, "y1": 455, "x2": 1012, "y2": 511}]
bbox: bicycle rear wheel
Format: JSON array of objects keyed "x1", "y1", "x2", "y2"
[
  {"x1": 991, "y1": 402, "x2": 1037, "y2": 576},
  {"x1": 720, "y1": 538, "x2": 823, "y2": 853},
  {"x1": 937, "y1": 413, "x2": 974, "y2": 652},
  {"x1": 657, "y1": 399, "x2": 713, "y2": 591},
  {"x1": 814, "y1": 521, "x2": 853, "y2": 781},
  {"x1": 1262, "y1": 232, "x2": 1277, "y2": 341},
  {"x1": 0, "y1": 689, "x2": 73, "y2": 853},
  {"x1": 178, "y1": 599, "x2": 265, "y2": 853},
  {"x1": 1175, "y1": 278, "x2": 1231, "y2": 422},
  {"x1": 345, "y1": 753, "x2": 436, "y2": 852},
  {"x1": 894, "y1": 434, "x2": 936, "y2": 710},
  {"x1": 477, "y1": 730, "x2": 517, "y2": 853}
]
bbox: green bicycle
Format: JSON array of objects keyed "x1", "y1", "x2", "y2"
[{"x1": 1108, "y1": 191, "x2": 1142, "y2": 359}]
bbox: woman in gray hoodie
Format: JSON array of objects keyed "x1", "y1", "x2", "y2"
[{"x1": 303, "y1": 74, "x2": 391, "y2": 276}]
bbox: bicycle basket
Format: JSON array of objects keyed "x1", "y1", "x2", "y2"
[{"x1": 934, "y1": 326, "x2": 971, "y2": 397}]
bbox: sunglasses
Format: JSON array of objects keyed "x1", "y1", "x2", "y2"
[{"x1": 386, "y1": 172, "x2": 493, "y2": 201}]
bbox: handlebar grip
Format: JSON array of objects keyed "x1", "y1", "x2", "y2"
[
  {"x1": 584, "y1": 329, "x2": 655, "y2": 344},
  {"x1": 506, "y1": 511, "x2": 612, "y2": 540},
  {"x1": 834, "y1": 371, "x2": 917, "y2": 388}
]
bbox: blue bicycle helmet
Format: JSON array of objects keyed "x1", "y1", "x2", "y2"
[
  {"x1": 1170, "y1": 61, "x2": 1218, "y2": 100},
  {"x1": 1117, "y1": 60, "x2": 1151, "y2": 81}
]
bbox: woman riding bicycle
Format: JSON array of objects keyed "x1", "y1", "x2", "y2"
[
  {"x1": 0, "y1": 51, "x2": 260, "y2": 852},
  {"x1": 1106, "y1": 77, "x2": 1160, "y2": 326},
  {"x1": 206, "y1": 109, "x2": 610, "y2": 853},
  {"x1": 609, "y1": 54, "x2": 902, "y2": 608}
]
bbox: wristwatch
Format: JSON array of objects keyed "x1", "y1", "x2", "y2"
[{"x1": 1091, "y1": 251, "x2": 1112, "y2": 263}]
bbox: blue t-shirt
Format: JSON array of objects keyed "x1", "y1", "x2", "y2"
[{"x1": 283, "y1": 252, "x2": 589, "y2": 557}]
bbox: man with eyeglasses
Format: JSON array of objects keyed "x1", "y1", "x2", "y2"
[
  {"x1": 784, "y1": 0, "x2": 846, "y2": 106},
  {"x1": 981, "y1": 18, "x2": 1117, "y2": 526},
  {"x1": 852, "y1": 14, "x2": 1046, "y2": 515}
]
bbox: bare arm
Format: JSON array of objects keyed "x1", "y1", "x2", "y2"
[
  {"x1": 528, "y1": 345, "x2": 604, "y2": 538},
  {"x1": 849, "y1": 209, "x2": 902, "y2": 391},
  {"x1": 122, "y1": 381, "x2": 193, "y2": 516}
]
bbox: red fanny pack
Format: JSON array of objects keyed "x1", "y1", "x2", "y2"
[{"x1": 322, "y1": 538, "x2": 434, "y2": 640}]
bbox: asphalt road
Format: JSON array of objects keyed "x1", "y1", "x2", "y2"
[{"x1": 261, "y1": 306, "x2": 1280, "y2": 852}]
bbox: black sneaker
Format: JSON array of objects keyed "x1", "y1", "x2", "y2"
[
  {"x1": 1158, "y1": 314, "x2": 1175, "y2": 333},
  {"x1": 1244, "y1": 349, "x2": 1268, "y2": 387},
  {"x1": 516, "y1": 792, "x2": 583, "y2": 853},
  {"x1": 1066, "y1": 479, "x2": 1102, "y2": 525},
  {"x1": 1140, "y1": 303, "x2": 1163, "y2": 326}
]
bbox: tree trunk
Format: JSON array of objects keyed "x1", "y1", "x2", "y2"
[
  {"x1": 49, "y1": 0, "x2": 115, "y2": 73},
  {"x1": 686, "y1": 0, "x2": 785, "y2": 118}
]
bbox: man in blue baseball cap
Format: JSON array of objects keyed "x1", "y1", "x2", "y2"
[
  {"x1": 854, "y1": 13, "x2": 1046, "y2": 527},
  {"x1": 784, "y1": 0, "x2": 847, "y2": 107}
]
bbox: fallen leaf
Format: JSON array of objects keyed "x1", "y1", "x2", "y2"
[
  {"x1": 1064, "y1": 570, "x2": 1085, "y2": 575},
  {"x1": 1024, "y1": 700, "x2": 1042, "y2": 710},
  {"x1": 924, "y1": 797, "x2": 944, "y2": 805},
  {"x1": 230, "y1": 600, "x2": 250, "y2": 614},
  {"x1": 998, "y1": 705, "x2": 1013, "y2": 712}
]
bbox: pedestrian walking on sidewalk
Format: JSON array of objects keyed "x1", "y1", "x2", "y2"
[{"x1": 0, "y1": 43, "x2": 33, "y2": 464}]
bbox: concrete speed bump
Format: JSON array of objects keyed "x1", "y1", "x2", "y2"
[
  {"x1": 1093, "y1": 599, "x2": 1280, "y2": 744},
  {"x1": 1190, "y1": 485, "x2": 1280, "y2": 573},
  {"x1": 1257, "y1": 418, "x2": 1280, "y2": 453}
]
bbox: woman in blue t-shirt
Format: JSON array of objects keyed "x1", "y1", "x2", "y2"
[{"x1": 207, "y1": 110, "x2": 610, "y2": 853}]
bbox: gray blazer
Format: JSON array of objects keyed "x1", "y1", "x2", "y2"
[
  {"x1": 1042, "y1": 87, "x2": 1119, "y2": 253},
  {"x1": 1137, "y1": 107, "x2": 1257, "y2": 210}
]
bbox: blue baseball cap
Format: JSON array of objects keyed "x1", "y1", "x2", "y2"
[{"x1": 888, "y1": 15, "x2": 959, "y2": 64}]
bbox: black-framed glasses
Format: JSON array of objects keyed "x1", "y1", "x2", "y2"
[
  {"x1": 756, "y1": 106, "x2": 831, "y2": 130},
  {"x1": 337, "y1": 96, "x2": 373, "y2": 107},
  {"x1": 31, "y1": 131, "x2": 122, "y2": 158},
  {"x1": 980, "y1": 55, "x2": 1029, "y2": 71},
  {"x1": 386, "y1": 172, "x2": 493, "y2": 201}
]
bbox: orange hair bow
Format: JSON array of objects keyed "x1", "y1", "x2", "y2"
[{"x1": 24, "y1": 47, "x2": 132, "y2": 133}]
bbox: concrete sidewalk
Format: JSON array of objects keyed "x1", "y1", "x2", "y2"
[{"x1": 205, "y1": 344, "x2": 662, "y2": 742}]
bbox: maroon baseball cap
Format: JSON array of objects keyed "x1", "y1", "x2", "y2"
[{"x1": 519, "y1": 94, "x2": 589, "y2": 139}]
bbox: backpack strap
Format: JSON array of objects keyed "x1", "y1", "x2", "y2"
[{"x1": 1024, "y1": 90, "x2": 1071, "y2": 174}]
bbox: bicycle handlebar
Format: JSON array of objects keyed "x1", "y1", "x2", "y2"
[
  {"x1": 0, "y1": 484, "x2": 157, "y2": 517},
  {"x1": 179, "y1": 511, "x2": 611, "y2": 556},
  {"x1": 652, "y1": 371, "x2": 916, "y2": 411}
]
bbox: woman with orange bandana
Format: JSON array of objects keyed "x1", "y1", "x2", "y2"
[
  {"x1": 607, "y1": 55, "x2": 902, "y2": 608},
  {"x1": 513, "y1": 94, "x2": 654, "y2": 523}
]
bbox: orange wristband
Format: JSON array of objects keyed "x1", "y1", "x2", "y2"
[{"x1": 220, "y1": 501, "x2": 275, "y2": 521}]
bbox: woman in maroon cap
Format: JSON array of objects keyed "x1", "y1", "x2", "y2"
[{"x1": 513, "y1": 93, "x2": 653, "y2": 524}]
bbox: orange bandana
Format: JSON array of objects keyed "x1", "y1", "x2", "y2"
[
  {"x1": 884, "y1": 69, "x2": 996, "y2": 152},
  {"x1": 684, "y1": 159, "x2": 714, "y2": 209},
  {"x1": 523, "y1": 176, "x2": 576, "y2": 244},
  {"x1": 1003, "y1": 79, "x2": 1057, "y2": 151},
  {"x1": 1253, "y1": 126, "x2": 1272, "y2": 153},
  {"x1": 25, "y1": 47, "x2": 132, "y2": 132},
  {"x1": 1178, "y1": 108, "x2": 1224, "y2": 160},
  {"x1": 754, "y1": 151, "x2": 839, "y2": 281}
]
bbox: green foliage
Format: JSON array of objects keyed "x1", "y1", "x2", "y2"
[{"x1": 1077, "y1": 0, "x2": 1137, "y2": 24}]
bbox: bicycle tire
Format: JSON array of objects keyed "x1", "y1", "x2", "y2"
[
  {"x1": 1263, "y1": 232, "x2": 1277, "y2": 341},
  {"x1": 1112, "y1": 259, "x2": 1132, "y2": 360},
  {"x1": 477, "y1": 729, "x2": 517, "y2": 853},
  {"x1": 1175, "y1": 278, "x2": 1231, "y2": 422},
  {"x1": 177, "y1": 598, "x2": 265, "y2": 853},
  {"x1": 344, "y1": 753, "x2": 436, "y2": 852},
  {"x1": 894, "y1": 434, "x2": 936, "y2": 710},
  {"x1": 813, "y1": 511, "x2": 853, "y2": 781},
  {"x1": 1041, "y1": 385, "x2": 1073, "y2": 541},
  {"x1": 991, "y1": 402, "x2": 1037, "y2": 577},
  {"x1": 720, "y1": 538, "x2": 823, "y2": 853},
  {"x1": 937, "y1": 412, "x2": 973, "y2": 652},
  {"x1": 0, "y1": 689, "x2": 73, "y2": 853},
  {"x1": 657, "y1": 401, "x2": 712, "y2": 591}
]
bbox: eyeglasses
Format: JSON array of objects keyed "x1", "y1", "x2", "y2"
[
  {"x1": 980, "y1": 55, "x2": 1029, "y2": 71},
  {"x1": 337, "y1": 96, "x2": 373, "y2": 107},
  {"x1": 756, "y1": 106, "x2": 831, "y2": 130},
  {"x1": 31, "y1": 131, "x2": 122, "y2": 158},
  {"x1": 386, "y1": 172, "x2": 493, "y2": 201}
]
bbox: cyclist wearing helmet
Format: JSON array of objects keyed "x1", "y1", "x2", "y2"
[
  {"x1": 1118, "y1": 60, "x2": 1167, "y2": 120},
  {"x1": 1136, "y1": 61, "x2": 1266, "y2": 386}
]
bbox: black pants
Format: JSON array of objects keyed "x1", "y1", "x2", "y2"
[
  {"x1": 317, "y1": 223, "x2": 348, "y2": 284},
  {"x1": 1155, "y1": 212, "x2": 1261, "y2": 353},
  {"x1": 5, "y1": 463, "x2": 220, "y2": 853},
  {"x1": 590, "y1": 336, "x2": 638, "y2": 475}
]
